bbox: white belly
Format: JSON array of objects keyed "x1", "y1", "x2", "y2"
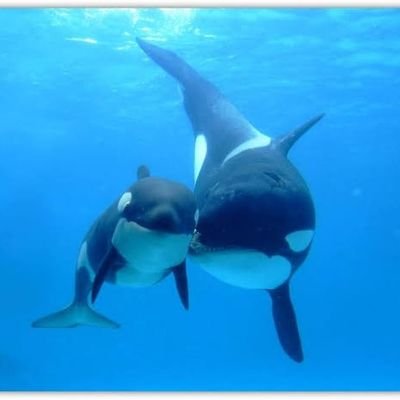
[
  {"x1": 191, "y1": 249, "x2": 292, "y2": 290},
  {"x1": 114, "y1": 266, "x2": 167, "y2": 287},
  {"x1": 112, "y1": 218, "x2": 192, "y2": 286}
]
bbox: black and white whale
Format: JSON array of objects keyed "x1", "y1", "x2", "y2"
[
  {"x1": 136, "y1": 38, "x2": 324, "y2": 362},
  {"x1": 32, "y1": 165, "x2": 197, "y2": 328}
]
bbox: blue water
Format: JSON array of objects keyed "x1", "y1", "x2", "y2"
[{"x1": 1, "y1": 8, "x2": 400, "y2": 391}]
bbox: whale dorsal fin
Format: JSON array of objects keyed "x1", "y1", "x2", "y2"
[
  {"x1": 137, "y1": 165, "x2": 151, "y2": 180},
  {"x1": 275, "y1": 114, "x2": 325, "y2": 156}
]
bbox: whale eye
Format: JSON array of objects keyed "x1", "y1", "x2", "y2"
[
  {"x1": 285, "y1": 230, "x2": 314, "y2": 252},
  {"x1": 117, "y1": 192, "x2": 132, "y2": 213}
]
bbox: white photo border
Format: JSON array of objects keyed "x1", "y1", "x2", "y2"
[{"x1": 0, "y1": 2, "x2": 398, "y2": 399}]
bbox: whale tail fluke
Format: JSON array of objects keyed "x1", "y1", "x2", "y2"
[
  {"x1": 32, "y1": 302, "x2": 119, "y2": 329},
  {"x1": 268, "y1": 283, "x2": 304, "y2": 363},
  {"x1": 136, "y1": 37, "x2": 260, "y2": 158},
  {"x1": 136, "y1": 37, "x2": 202, "y2": 88}
]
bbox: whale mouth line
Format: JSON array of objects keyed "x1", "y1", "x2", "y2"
[{"x1": 189, "y1": 231, "x2": 238, "y2": 255}]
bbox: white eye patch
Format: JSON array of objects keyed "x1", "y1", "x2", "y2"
[
  {"x1": 285, "y1": 230, "x2": 314, "y2": 252},
  {"x1": 117, "y1": 192, "x2": 132, "y2": 213}
]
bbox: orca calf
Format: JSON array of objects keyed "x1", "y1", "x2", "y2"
[
  {"x1": 33, "y1": 165, "x2": 197, "y2": 328},
  {"x1": 136, "y1": 38, "x2": 324, "y2": 362}
]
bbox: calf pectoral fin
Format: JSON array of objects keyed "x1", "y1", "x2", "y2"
[
  {"x1": 91, "y1": 246, "x2": 120, "y2": 304},
  {"x1": 173, "y1": 260, "x2": 189, "y2": 310},
  {"x1": 267, "y1": 282, "x2": 303, "y2": 363}
]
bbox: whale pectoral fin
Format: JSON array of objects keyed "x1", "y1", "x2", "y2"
[
  {"x1": 172, "y1": 260, "x2": 189, "y2": 310},
  {"x1": 91, "y1": 246, "x2": 121, "y2": 304},
  {"x1": 267, "y1": 282, "x2": 303, "y2": 363}
]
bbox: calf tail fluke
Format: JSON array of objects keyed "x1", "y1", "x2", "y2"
[{"x1": 32, "y1": 302, "x2": 119, "y2": 329}]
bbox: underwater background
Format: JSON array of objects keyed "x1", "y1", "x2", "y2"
[{"x1": 0, "y1": 7, "x2": 399, "y2": 391}]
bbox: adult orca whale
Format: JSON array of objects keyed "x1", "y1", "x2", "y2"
[
  {"x1": 33, "y1": 165, "x2": 197, "y2": 328},
  {"x1": 136, "y1": 38, "x2": 324, "y2": 362}
]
